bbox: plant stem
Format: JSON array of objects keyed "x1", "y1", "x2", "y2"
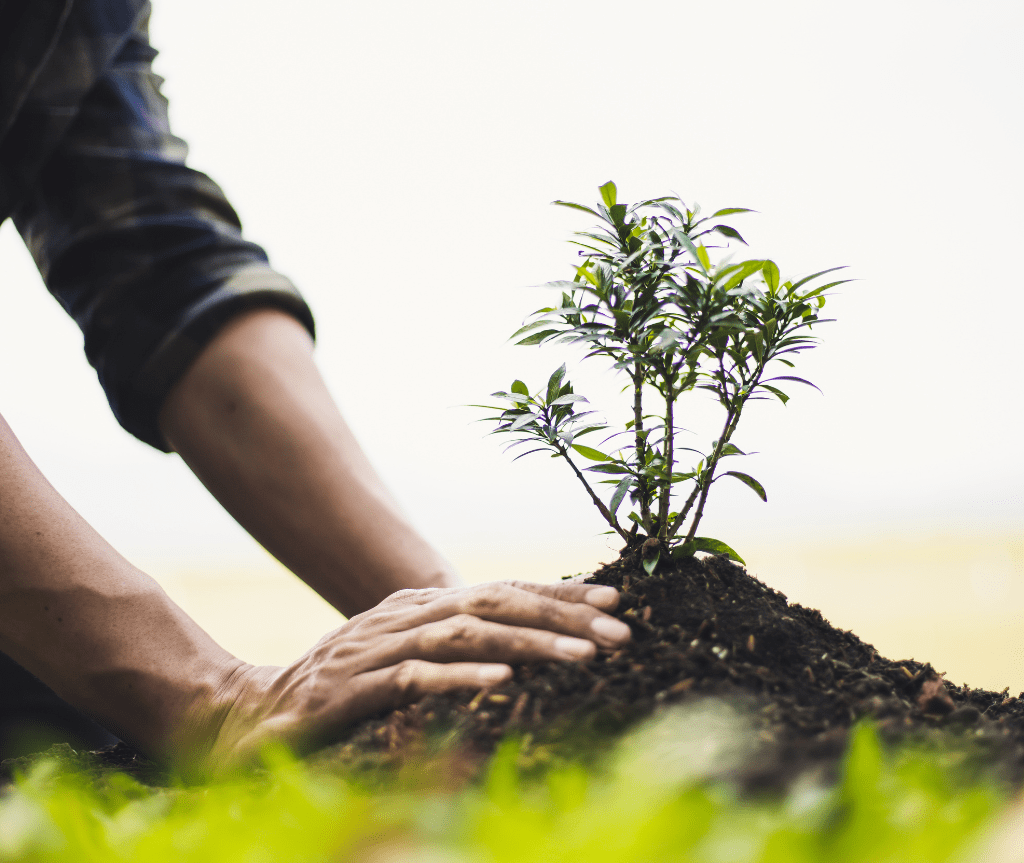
[
  {"x1": 657, "y1": 376, "x2": 675, "y2": 543},
  {"x1": 677, "y1": 340, "x2": 773, "y2": 543},
  {"x1": 632, "y1": 362, "x2": 654, "y2": 536},
  {"x1": 669, "y1": 397, "x2": 734, "y2": 542},
  {"x1": 557, "y1": 444, "x2": 631, "y2": 543},
  {"x1": 672, "y1": 483, "x2": 702, "y2": 539},
  {"x1": 682, "y1": 406, "x2": 740, "y2": 542}
]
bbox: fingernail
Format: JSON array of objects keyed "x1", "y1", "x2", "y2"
[
  {"x1": 584, "y1": 586, "x2": 619, "y2": 607},
  {"x1": 555, "y1": 636, "x2": 595, "y2": 660},
  {"x1": 591, "y1": 616, "x2": 632, "y2": 643},
  {"x1": 478, "y1": 665, "x2": 511, "y2": 685}
]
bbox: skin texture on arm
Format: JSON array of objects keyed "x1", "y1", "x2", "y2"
[
  {"x1": 0, "y1": 411, "x2": 244, "y2": 759},
  {"x1": 159, "y1": 308, "x2": 459, "y2": 617},
  {"x1": 0, "y1": 409, "x2": 630, "y2": 771}
]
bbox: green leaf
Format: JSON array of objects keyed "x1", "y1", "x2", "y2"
[
  {"x1": 670, "y1": 229, "x2": 710, "y2": 276},
  {"x1": 791, "y1": 266, "x2": 847, "y2": 290},
  {"x1": 549, "y1": 394, "x2": 588, "y2": 405},
  {"x1": 766, "y1": 375, "x2": 821, "y2": 393},
  {"x1": 751, "y1": 330, "x2": 764, "y2": 362},
  {"x1": 576, "y1": 264, "x2": 599, "y2": 287},
  {"x1": 509, "y1": 320, "x2": 556, "y2": 341},
  {"x1": 713, "y1": 224, "x2": 747, "y2": 245},
  {"x1": 599, "y1": 181, "x2": 618, "y2": 209},
  {"x1": 760, "y1": 384, "x2": 790, "y2": 404},
  {"x1": 719, "y1": 259, "x2": 765, "y2": 292},
  {"x1": 695, "y1": 244, "x2": 711, "y2": 271},
  {"x1": 516, "y1": 329, "x2": 561, "y2": 346},
  {"x1": 762, "y1": 260, "x2": 780, "y2": 292},
  {"x1": 541, "y1": 280, "x2": 588, "y2": 291},
  {"x1": 572, "y1": 444, "x2": 610, "y2": 462},
  {"x1": 511, "y1": 380, "x2": 529, "y2": 397},
  {"x1": 552, "y1": 200, "x2": 601, "y2": 218},
  {"x1": 711, "y1": 207, "x2": 754, "y2": 218},
  {"x1": 691, "y1": 537, "x2": 745, "y2": 564},
  {"x1": 487, "y1": 391, "x2": 529, "y2": 404},
  {"x1": 643, "y1": 547, "x2": 660, "y2": 575},
  {"x1": 609, "y1": 476, "x2": 632, "y2": 517},
  {"x1": 510, "y1": 413, "x2": 540, "y2": 431},
  {"x1": 546, "y1": 364, "x2": 567, "y2": 404},
  {"x1": 511, "y1": 447, "x2": 550, "y2": 461},
  {"x1": 588, "y1": 463, "x2": 632, "y2": 474},
  {"x1": 724, "y1": 471, "x2": 767, "y2": 502}
]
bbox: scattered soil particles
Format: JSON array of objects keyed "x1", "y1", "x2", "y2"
[{"x1": 7, "y1": 549, "x2": 1024, "y2": 792}]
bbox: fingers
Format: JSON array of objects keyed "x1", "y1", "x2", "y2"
[
  {"x1": 245, "y1": 661, "x2": 513, "y2": 760},
  {"x1": 363, "y1": 659, "x2": 512, "y2": 716},
  {"x1": 380, "y1": 582, "x2": 630, "y2": 650},
  {"x1": 295, "y1": 659, "x2": 510, "y2": 748},
  {"x1": 379, "y1": 579, "x2": 620, "y2": 613},
  {"x1": 357, "y1": 614, "x2": 607, "y2": 678},
  {"x1": 220, "y1": 579, "x2": 628, "y2": 765},
  {"x1": 505, "y1": 579, "x2": 621, "y2": 612}
]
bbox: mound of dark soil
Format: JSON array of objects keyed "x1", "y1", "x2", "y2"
[
  {"x1": 319, "y1": 550, "x2": 1024, "y2": 791},
  {"x1": 6, "y1": 551, "x2": 1024, "y2": 792}
]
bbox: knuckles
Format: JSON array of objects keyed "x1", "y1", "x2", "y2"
[
  {"x1": 391, "y1": 659, "x2": 429, "y2": 698},
  {"x1": 463, "y1": 583, "x2": 515, "y2": 615},
  {"x1": 439, "y1": 613, "x2": 480, "y2": 644},
  {"x1": 416, "y1": 613, "x2": 484, "y2": 654},
  {"x1": 385, "y1": 587, "x2": 429, "y2": 604},
  {"x1": 390, "y1": 588, "x2": 420, "y2": 601}
]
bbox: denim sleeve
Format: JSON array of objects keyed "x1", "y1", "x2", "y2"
[{"x1": 12, "y1": 5, "x2": 315, "y2": 451}]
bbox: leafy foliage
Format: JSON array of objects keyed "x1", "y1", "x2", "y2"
[
  {"x1": 0, "y1": 720, "x2": 1004, "y2": 862},
  {"x1": 480, "y1": 182, "x2": 847, "y2": 564}
]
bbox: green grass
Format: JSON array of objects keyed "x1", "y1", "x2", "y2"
[{"x1": 0, "y1": 708, "x2": 1009, "y2": 863}]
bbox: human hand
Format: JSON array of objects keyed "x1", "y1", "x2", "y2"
[{"x1": 194, "y1": 579, "x2": 629, "y2": 770}]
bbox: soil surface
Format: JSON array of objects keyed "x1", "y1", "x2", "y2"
[
  {"x1": 318, "y1": 550, "x2": 1024, "y2": 791},
  {"x1": 6, "y1": 550, "x2": 1024, "y2": 792}
]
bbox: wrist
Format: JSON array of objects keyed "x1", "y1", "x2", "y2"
[
  {"x1": 170, "y1": 657, "x2": 266, "y2": 773},
  {"x1": 182, "y1": 662, "x2": 292, "y2": 773}
]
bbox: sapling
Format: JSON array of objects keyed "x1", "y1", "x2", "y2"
[{"x1": 478, "y1": 182, "x2": 846, "y2": 573}]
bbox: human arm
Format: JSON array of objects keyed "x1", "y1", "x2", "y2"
[
  {"x1": 0, "y1": 410, "x2": 629, "y2": 770},
  {"x1": 12, "y1": 10, "x2": 458, "y2": 613},
  {"x1": 158, "y1": 308, "x2": 457, "y2": 617}
]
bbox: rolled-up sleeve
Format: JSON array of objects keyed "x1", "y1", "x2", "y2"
[{"x1": 12, "y1": 4, "x2": 315, "y2": 451}]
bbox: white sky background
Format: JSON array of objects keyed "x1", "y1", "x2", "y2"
[{"x1": 1, "y1": 0, "x2": 1022, "y2": 587}]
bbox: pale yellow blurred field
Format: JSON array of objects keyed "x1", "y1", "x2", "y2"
[{"x1": 147, "y1": 530, "x2": 1024, "y2": 694}]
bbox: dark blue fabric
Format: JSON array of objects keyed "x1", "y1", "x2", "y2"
[{"x1": 2, "y1": 0, "x2": 315, "y2": 449}]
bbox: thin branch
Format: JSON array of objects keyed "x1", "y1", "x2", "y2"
[
  {"x1": 556, "y1": 444, "x2": 631, "y2": 543},
  {"x1": 683, "y1": 406, "x2": 742, "y2": 542},
  {"x1": 657, "y1": 365, "x2": 675, "y2": 543},
  {"x1": 671, "y1": 398, "x2": 735, "y2": 541},
  {"x1": 632, "y1": 362, "x2": 654, "y2": 535}
]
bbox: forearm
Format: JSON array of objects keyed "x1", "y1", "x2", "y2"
[
  {"x1": 158, "y1": 309, "x2": 459, "y2": 618},
  {"x1": 0, "y1": 413, "x2": 245, "y2": 760}
]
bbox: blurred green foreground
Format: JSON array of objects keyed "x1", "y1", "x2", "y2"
[{"x1": 0, "y1": 705, "x2": 1015, "y2": 863}]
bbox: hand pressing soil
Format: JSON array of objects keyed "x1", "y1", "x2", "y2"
[{"x1": 315, "y1": 550, "x2": 1024, "y2": 793}]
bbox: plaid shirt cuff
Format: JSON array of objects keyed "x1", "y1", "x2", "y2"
[{"x1": 122, "y1": 264, "x2": 315, "y2": 451}]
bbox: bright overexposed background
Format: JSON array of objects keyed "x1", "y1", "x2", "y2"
[{"x1": 1, "y1": 1, "x2": 1022, "y2": 688}]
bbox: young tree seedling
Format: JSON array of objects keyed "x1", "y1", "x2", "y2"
[{"x1": 478, "y1": 182, "x2": 846, "y2": 574}]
